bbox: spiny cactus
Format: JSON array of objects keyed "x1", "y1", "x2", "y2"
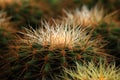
[
  {"x1": 62, "y1": 5, "x2": 104, "y2": 27},
  {"x1": 0, "y1": 11, "x2": 15, "y2": 46},
  {"x1": 63, "y1": 60, "x2": 120, "y2": 80},
  {"x1": 0, "y1": 11, "x2": 17, "y2": 47},
  {"x1": 61, "y1": 5, "x2": 120, "y2": 65},
  {"x1": 6, "y1": 20, "x2": 110, "y2": 80},
  {"x1": 90, "y1": 9, "x2": 120, "y2": 65},
  {"x1": 0, "y1": 11, "x2": 17, "y2": 80},
  {"x1": 0, "y1": 0, "x2": 42, "y2": 28},
  {"x1": 93, "y1": 20, "x2": 120, "y2": 65},
  {"x1": 0, "y1": 11, "x2": 16, "y2": 32}
]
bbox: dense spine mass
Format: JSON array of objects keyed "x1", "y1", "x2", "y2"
[{"x1": 10, "y1": 20, "x2": 108, "y2": 79}]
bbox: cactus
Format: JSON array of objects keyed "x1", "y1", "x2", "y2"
[
  {"x1": 5, "y1": 20, "x2": 110, "y2": 80},
  {"x1": 63, "y1": 60, "x2": 120, "y2": 80},
  {"x1": 0, "y1": 0, "x2": 42, "y2": 28},
  {"x1": 0, "y1": 11, "x2": 16, "y2": 46},
  {"x1": 62, "y1": 5, "x2": 104, "y2": 27},
  {"x1": 61, "y1": 5, "x2": 120, "y2": 65},
  {"x1": 93, "y1": 20, "x2": 120, "y2": 65},
  {"x1": 0, "y1": 11, "x2": 17, "y2": 79}
]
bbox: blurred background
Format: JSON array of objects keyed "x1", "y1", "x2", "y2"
[{"x1": 0, "y1": 0, "x2": 120, "y2": 27}]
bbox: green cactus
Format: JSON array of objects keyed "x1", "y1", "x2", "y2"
[
  {"x1": 62, "y1": 60, "x2": 120, "y2": 80},
  {"x1": 0, "y1": 0, "x2": 42, "y2": 28},
  {"x1": 5, "y1": 21, "x2": 110, "y2": 80},
  {"x1": 0, "y1": 11, "x2": 16, "y2": 80},
  {"x1": 62, "y1": 5, "x2": 120, "y2": 65},
  {"x1": 93, "y1": 21, "x2": 120, "y2": 65}
]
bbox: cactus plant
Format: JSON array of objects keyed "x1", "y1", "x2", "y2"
[
  {"x1": 63, "y1": 60, "x2": 120, "y2": 80},
  {"x1": 5, "y1": 20, "x2": 111, "y2": 80},
  {"x1": 61, "y1": 5, "x2": 120, "y2": 65},
  {"x1": 0, "y1": 11, "x2": 16, "y2": 46},
  {"x1": 93, "y1": 20, "x2": 120, "y2": 66},
  {"x1": 62, "y1": 5, "x2": 104, "y2": 27},
  {"x1": 0, "y1": 11, "x2": 17, "y2": 80},
  {"x1": 0, "y1": 0, "x2": 42, "y2": 28}
]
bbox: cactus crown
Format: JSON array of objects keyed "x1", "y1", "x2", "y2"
[{"x1": 63, "y1": 5, "x2": 104, "y2": 27}]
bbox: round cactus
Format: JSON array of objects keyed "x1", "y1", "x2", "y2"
[
  {"x1": 62, "y1": 5, "x2": 104, "y2": 27},
  {"x1": 63, "y1": 60, "x2": 120, "y2": 80},
  {"x1": 61, "y1": 5, "x2": 120, "y2": 65},
  {"x1": 6, "y1": 20, "x2": 110, "y2": 80},
  {"x1": 0, "y1": 11, "x2": 17, "y2": 80}
]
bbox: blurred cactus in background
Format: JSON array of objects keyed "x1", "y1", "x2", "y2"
[
  {"x1": 0, "y1": 11, "x2": 17, "y2": 80},
  {"x1": 62, "y1": 5, "x2": 104, "y2": 27},
  {"x1": 0, "y1": 0, "x2": 119, "y2": 27},
  {"x1": 94, "y1": 19, "x2": 120, "y2": 65},
  {"x1": 61, "y1": 5, "x2": 120, "y2": 65},
  {"x1": 0, "y1": 0, "x2": 42, "y2": 28},
  {"x1": 0, "y1": 11, "x2": 16, "y2": 46}
]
